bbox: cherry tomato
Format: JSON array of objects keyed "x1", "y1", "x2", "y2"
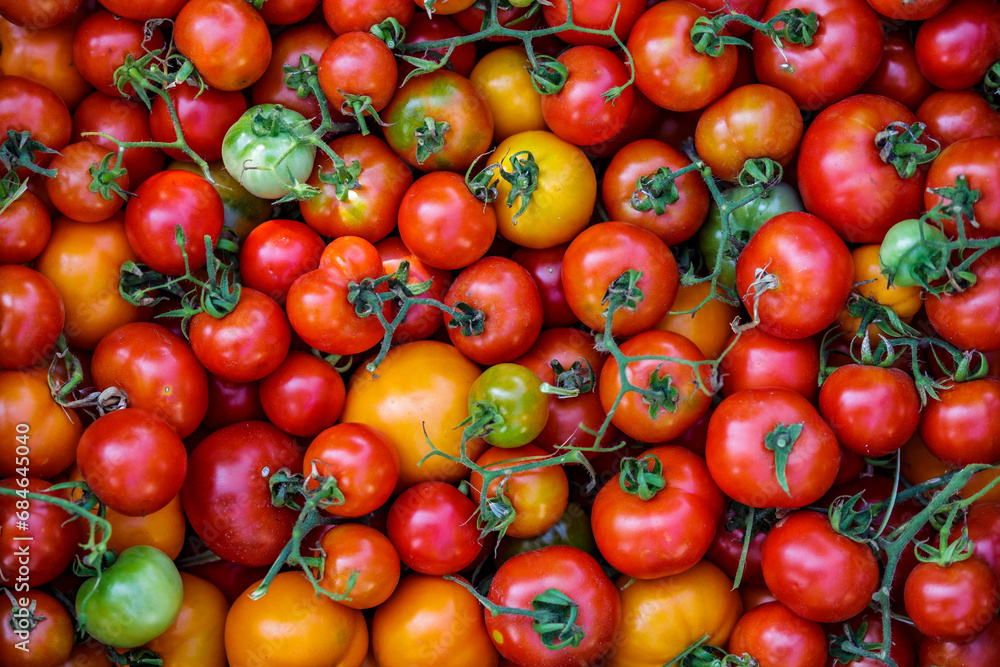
[
  {"x1": 0, "y1": 476, "x2": 79, "y2": 587},
  {"x1": 858, "y1": 32, "x2": 937, "y2": 111},
  {"x1": 174, "y1": 0, "x2": 272, "y2": 91},
  {"x1": 0, "y1": 589, "x2": 74, "y2": 666},
  {"x1": 728, "y1": 601, "x2": 828, "y2": 667},
  {"x1": 387, "y1": 481, "x2": 482, "y2": 575},
  {"x1": 469, "y1": 46, "x2": 547, "y2": 142},
  {"x1": 914, "y1": 0, "x2": 1000, "y2": 90},
  {"x1": 917, "y1": 90, "x2": 1000, "y2": 149},
  {"x1": 918, "y1": 377, "x2": 1000, "y2": 466},
  {"x1": 318, "y1": 523, "x2": 401, "y2": 609},
  {"x1": 145, "y1": 572, "x2": 229, "y2": 666},
  {"x1": 0, "y1": 265, "x2": 64, "y2": 370},
  {"x1": 904, "y1": 556, "x2": 1000, "y2": 642},
  {"x1": 718, "y1": 329, "x2": 820, "y2": 400},
  {"x1": 72, "y1": 10, "x2": 166, "y2": 97}
]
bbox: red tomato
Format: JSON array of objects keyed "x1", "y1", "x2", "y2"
[
  {"x1": 963, "y1": 503, "x2": 1000, "y2": 580},
  {"x1": 917, "y1": 90, "x2": 1000, "y2": 149},
  {"x1": 0, "y1": 265, "x2": 64, "y2": 370},
  {"x1": 399, "y1": 13, "x2": 477, "y2": 79},
  {"x1": 0, "y1": 75, "x2": 72, "y2": 174},
  {"x1": 915, "y1": 0, "x2": 1000, "y2": 90},
  {"x1": 926, "y1": 249, "x2": 1000, "y2": 351},
  {"x1": 201, "y1": 374, "x2": 265, "y2": 432},
  {"x1": 239, "y1": 219, "x2": 325, "y2": 305},
  {"x1": 510, "y1": 245, "x2": 578, "y2": 328},
  {"x1": 0, "y1": 188, "x2": 50, "y2": 264},
  {"x1": 45, "y1": 140, "x2": 129, "y2": 222},
  {"x1": 250, "y1": 23, "x2": 337, "y2": 125},
  {"x1": 387, "y1": 481, "x2": 482, "y2": 575},
  {"x1": 150, "y1": 82, "x2": 247, "y2": 162},
  {"x1": 72, "y1": 92, "x2": 166, "y2": 188},
  {"x1": 174, "y1": 0, "x2": 272, "y2": 91},
  {"x1": 318, "y1": 31, "x2": 397, "y2": 121},
  {"x1": 925, "y1": 136, "x2": 1000, "y2": 237},
  {"x1": 718, "y1": 330, "x2": 820, "y2": 401},
  {"x1": 858, "y1": 32, "x2": 937, "y2": 111},
  {"x1": 728, "y1": 601, "x2": 828, "y2": 667},
  {"x1": 71, "y1": 10, "x2": 166, "y2": 96},
  {"x1": 260, "y1": 352, "x2": 346, "y2": 437},
  {"x1": 0, "y1": 477, "x2": 79, "y2": 587},
  {"x1": 904, "y1": 556, "x2": 1000, "y2": 642},
  {"x1": 542, "y1": 0, "x2": 645, "y2": 47},
  {"x1": 375, "y1": 237, "x2": 452, "y2": 344},
  {"x1": 920, "y1": 616, "x2": 1000, "y2": 665},
  {"x1": 918, "y1": 377, "x2": 1000, "y2": 466},
  {"x1": 322, "y1": 0, "x2": 414, "y2": 34},
  {"x1": 318, "y1": 523, "x2": 400, "y2": 609},
  {"x1": 96, "y1": 0, "x2": 188, "y2": 20}
]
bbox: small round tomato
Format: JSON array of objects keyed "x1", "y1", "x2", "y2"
[
  {"x1": 318, "y1": 31, "x2": 397, "y2": 123},
  {"x1": 706, "y1": 388, "x2": 841, "y2": 509},
  {"x1": 920, "y1": 616, "x2": 1000, "y2": 666},
  {"x1": 0, "y1": 75, "x2": 72, "y2": 175},
  {"x1": 852, "y1": 243, "x2": 923, "y2": 318},
  {"x1": 905, "y1": 556, "x2": 1000, "y2": 642},
  {"x1": 728, "y1": 601, "x2": 827, "y2": 667},
  {"x1": 918, "y1": 90, "x2": 1000, "y2": 149},
  {"x1": 251, "y1": 23, "x2": 336, "y2": 124},
  {"x1": 387, "y1": 481, "x2": 482, "y2": 575},
  {"x1": 261, "y1": 352, "x2": 345, "y2": 438},
  {"x1": 924, "y1": 136, "x2": 1000, "y2": 238},
  {"x1": 0, "y1": 477, "x2": 79, "y2": 587},
  {"x1": 399, "y1": 14, "x2": 477, "y2": 80},
  {"x1": 718, "y1": 329, "x2": 820, "y2": 400},
  {"x1": 77, "y1": 545, "x2": 183, "y2": 648},
  {"x1": 926, "y1": 249, "x2": 1000, "y2": 352},
  {"x1": 150, "y1": 82, "x2": 248, "y2": 163},
  {"x1": 72, "y1": 92, "x2": 166, "y2": 189},
  {"x1": 469, "y1": 46, "x2": 547, "y2": 142},
  {"x1": 919, "y1": 378, "x2": 1000, "y2": 466},
  {"x1": 0, "y1": 188, "x2": 50, "y2": 264},
  {"x1": 0, "y1": 370, "x2": 81, "y2": 479},
  {"x1": 467, "y1": 364, "x2": 549, "y2": 449},
  {"x1": 375, "y1": 237, "x2": 452, "y2": 344},
  {"x1": 201, "y1": 374, "x2": 265, "y2": 431},
  {"x1": 915, "y1": 0, "x2": 1000, "y2": 90},
  {"x1": 95, "y1": 0, "x2": 188, "y2": 20},
  {"x1": 542, "y1": 0, "x2": 646, "y2": 47},
  {"x1": 303, "y1": 422, "x2": 399, "y2": 518},
  {"x1": 0, "y1": 265, "x2": 64, "y2": 370},
  {"x1": 858, "y1": 32, "x2": 936, "y2": 111},
  {"x1": 0, "y1": 15, "x2": 91, "y2": 111},
  {"x1": 222, "y1": 105, "x2": 318, "y2": 200},
  {"x1": 510, "y1": 245, "x2": 578, "y2": 328},
  {"x1": 322, "y1": 0, "x2": 414, "y2": 33},
  {"x1": 239, "y1": 219, "x2": 325, "y2": 304},
  {"x1": 144, "y1": 573, "x2": 228, "y2": 666},
  {"x1": 318, "y1": 523, "x2": 400, "y2": 609},
  {"x1": 72, "y1": 10, "x2": 166, "y2": 96},
  {"x1": 174, "y1": 0, "x2": 272, "y2": 91},
  {"x1": 0, "y1": 589, "x2": 74, "y2": 666},
  {"x1": 46, "y1": 140, "x2": 129, "y2": 222}
]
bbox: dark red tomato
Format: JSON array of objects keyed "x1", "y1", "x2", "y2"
[
  {"x1": 761, "y1": 510, "x2": 880, "y2": 623},
  {"x1": 963, "y1": 503, "x2": 1000, "y2": 580},
  {"x1": 201, "y1": 374, "x2": 265, "y2": 432},
  {"x1": 718, "y1": 330, "x2": 820, "y2": 401},
  {"x1": 397, "y1": 171, "x2": 496, "y2": 271},
  {"x1": 706, "y1": 388, "x2": 841, "y2": 509},
  {"x1": 189, "y1": 287, "x2": 291, "y2": 384},
  {"x1": 584, "y1": 91, "x2": 665, "y2": 160},
  {"x1": 915, "y1": 0, "x2": 1000, "y2": 90},
  {"x1": 819, "y1": 365, "x2": 920, "y2": 457},
  {"x1": 628, "y1": 1, "x2": 737, "y2": 112},
  {"x1": 257, "y1": 0, "x2": 318, "y2": 24},
  {"x1": 300, "y1": 133, "x2": 413, "y2": 242},
  {"x1": 0, "y1": 477, "x2": 79, "y2": 587},
  {"x1": 600, "y1": 330, "x2": 713, "y2": 444},
  {"x1": 387, "y1": 481, "x2": 482, "y2": 575},
  {"x1": 826, "y1": 611, "x2": 917, "y2": 667},
  {"x1": 375, "y1": 237, "x2": 452, "y2": 344},
  {"x1": 919, "y1": 377, "x2": 1000, "y2": 466},
  {"x1": 798, "y1": 95, "x2": 931, "y2": 243},
  {"x1": 735, "y1": 212, "x2": 854, "y2": 339},
  {"x1": 71, "y1": 10, "x2": 166, "y2": 96},
  {"x1": 926, "y1": 249, "x2": 1000, "y2": 351},
  {"x1": 562, "y1": 221, "x2": 679, "y2": 337},
  {"x1": 303, "y1": 422, "x2": 399, "y2": 518},
  {"x1": 150, "y1": 82, "x2": 247, "y2": 162},
  {"x1": 92, "y1": 322, "x2": 209, "y2": 438},
  {"x1": 318, "y1": 523, "x2": 400, "y2": 609},
  {"x1": 0, "y1": 588, "x2": 74, "y2": 666},
  {"x1": 46, "y1": 140, "x2": 129, "y2": 222},
  {"x1": 917, "y1": 90, "x2": 1000, "y2": 149},
  {"x1": 72, "y1": 92, "x2": 165, "y2": 188},
  {"x1": 182, "y1": 421, "x2": 302, "y2": 566},
  {"x1": 239, "y1": 219, "x2": 325, "y2": 304},
  {"x1": 322, "y1": 0, "x2": 414, "y2": 34},
  {"x1": 287, "y1": 238, "x2": 388, "y2": 356},
  {"x1": 260, "y1": 351, "x2": 346, "y2": 437},
  {"x1": 706, "y1": 508, "x2": 768, "y2": 585},
  {"x1": 251, "y1": 23, "x2": 339, "y2": 127},
  {"x1": 0, "y1": 189, "x2": 50, "y2": 264},
  {"x1": 866, "y1": 0, "x2": 949, "y2": 19},
  {"x1": 858, "y1": 33, "x2": 937, "y2": 111},
  {"x1": 443, "y1": 257, "x2": 543, "y2": 365},
  {"x1": 486, "y1": 546, "x2": 620, "y2": 667},
  {"x1": 0, "y1": 0, "x2": 80, "y2": 28},
  {"x1": 601, "y1": 139, "x2": 710, "y2": 246},
  {"x1": 510, "y1": 245, "x2": 578, "y2": 328},
  {"x1": 541, "y1": 46, "x2": 634, "y2": 147},
  {"x1": 0, "y1": 265, "x2": 64, "y2": 370},
  {"x1": 174, "y1": 0, "x2": 271, "y2": 91},
  {"x1": 905, "y1": 556, "x2": 1000, "y2": 642},
  {"x1": 753, "y1": 0, "x2": 883, "y2": 110},
  {"x1": 77, "y1": 408, "x2": 188, "y2": 516},
  {"x1": 921, "y1": 616, "x2": 1000, "y2": 666},
  {"x1": 399, "y1": 13, "x2": 477, "y2": 79},
  {"x1": 124, "y1": 169, "x2": 224, "y2": 275},
  {"x1": 318, "y1": 31, "x2": 397, "y2": 121},
  {"x1": 96, "y1": 0, "x2": 188, "y2": 20},
  {"x1": 542, "y1": 0, "x2": 645, "y2": 47},
  {"x1": 924, "y1": 136, "x2": 1000, "y2": 237},
  {"x1": 0, "y1": 75, "x2": 71, "y2": 176},
  {"x1": 728, "y1": 601, "x2": 827, "y2": 667},
  {"x1": 591, "y1": 445, "x2": 724, "y2": 579}
]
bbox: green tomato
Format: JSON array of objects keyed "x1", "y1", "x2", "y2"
[
  {"x1": 494, "y1": 502, "x2": 598, "y2": 567},
  {"x1": 468, "y1": 363, "x2": 549, "y2": 449},
  {"x1": 76, "y1": 545, "x2": 183, "y2": 648},
  {"x1": 167, "y1": 159, "x2": 272, "y2": 240},
  {"x1": 221, "y1": 104, "x2": 317, "y2": 200},
  {"x1": 879, "y1": 218, "x2": 949, "y2": 287},
  {"x1": 699, "y1": 183, "x2": 804, "y2": 289}
]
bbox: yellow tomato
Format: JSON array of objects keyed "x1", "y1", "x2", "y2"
[
  {"x1": 488, "y1": 131, "x2": 596, "y2": 249},
  {"x1": 146, "y1": 573, "x2": 229, "y2": 666},
  {"x1": 341, "y1": 341, "x2": 487, "y2": 491},
  {"x1": 469, "y1": 46, "x2": 547, "y2": 142},
  {"x1": 654, "y1": 282, "x2": 739, "y2": 359},
  {"x1": 900, "y1": 433, "x2": 1000, "y2": 505},
  {"x1": 35, "y1": 214, "x2": 150, "y2": 349},
  {"x1": 608, "y1": 560, "x2": 743, "y2": 667},
  {"x1": 852, "y1": 244, "x2": 923, "y2": 318},
  {"x1": 371, "y1": 575, "x2": 498, "y2": 667}
]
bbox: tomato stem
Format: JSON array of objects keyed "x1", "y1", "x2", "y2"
[
  {"x1": 874, "y1": 121, "x2": 940, "y2": 179},
  {"x1": 764, "y1": 422, "x2": 804, "y2": 498},
  {"x1": 0, "y1": 129, "x2": 59, "y2": 178},
  {"x1": 618, "y1": 455, "x2": 667, "y2": 500}
]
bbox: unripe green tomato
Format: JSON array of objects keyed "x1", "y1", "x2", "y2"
[
  {"x1": 468, "y1": 363, "x2": 549, "y2": 448},
  {"x1": 879, "y1": 218, "x2": 949, "y2": 287}
]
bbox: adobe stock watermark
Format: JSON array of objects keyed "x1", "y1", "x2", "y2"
[{"x1": 6, "y1": 422, "x2": 34, "y2": 653}]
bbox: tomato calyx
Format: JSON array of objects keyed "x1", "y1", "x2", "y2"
[
  {"x1": 619, "y1": 455, "x2": 667, "y2": 500},
  {"x1": 630, "y1": 163, "x2": 699, "y2": 215},
  {"x1": 601, "y1": 268, "x2": 645, "y2": 317},
  {"x1": 540, "y1": 359, "x2": 596, "y2": 399},
  {"x1": 530, "y1": 56, "x2": 569, "y2": 95},
  {"x1": 827, "y1": 620, "x2": 883, "y2": 667},
  {"x1": 662, "y1": 634, "x2": 758, "y2": 666},
  {"x1": 874, "y1": 121, "x2": 940, "y2": 179},
  {"x1": 464, "y1": 400, "x2": 507, "y2": 441},
  {"x1": 982, "y1": 59, "x2": 1000, "y2": 111},
  {"x1": 690, "y1": 8, "x2": 819, "y2": 61},
  {"x1": 497, "y1": 150, "x2": 539, "y2": 222},
  {"x1": 106, "y1": 647, "x2": 164, "y2": 666},
  {"x1": 88, "y1": 152, "x2": 133, "y2": 202},
  {"x1": 316, "y1": 153, "x2": 363, "y2": 202},
  {"x1": 829, "y1": 493, "x2": 876, "y2": 543},
  {"x1": 474, "y1": 479, "x2": 517, "y2": 541},
  {"x1": 733, "y1": 266, "x2": 779, "y2": 333},
  {"x1": 46, "y1": 335, "x2": 130, "y2": 415},
  {"x1": 370, "y1": 17, "x2": 407, "y2": 50},
  {"x1": 1, "y1": 129, "x2": 59, "y2": 178},
  {"x1": 413, "y1": 116, "x2": 451, "y2": 164},
  {"x1": 2, "y1": 591, "x2": 45, "y2": 635},
  {"x1": 642, "y1": 367, "x2": 681, "y2": 417},
  {"x1": 764, "y1": 422, "x2": 803, "y2": 498}
]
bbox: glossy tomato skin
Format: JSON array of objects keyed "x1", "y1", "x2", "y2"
[
  {"x1": 728, "y1": 601, "x2": 828, "y2": 667},
  {"x1": 915, "y1": 0, "x2": 1000, "y2": 90},
  {"x1": 753, "y1": 0, "x2": 883, "y2": 110},
  {"x1": 542, "y1": 0, "x2": 645, "y2": 46},
  {"x1": 0, "y1": 371, "x2": 81, "y2": 479},
  {"x1": 319, "y1": 523, "x2": 401, "y2": 609},
  {"x1": 510, "y1": 245, "x2": 577, "y2": 328},
  {"x1": 201, "y1": 374, "x2": 265, "y2": 431},
  {"x1": 469, "y1": 46, "x2": 547, "y2": 142},
  {"x1": 904, "y1": 556, "x2": 1000, "y2": 642},
  {"x1": 591, "y1": 446, "x2": 724, "y2": 579},
  {"x1": 150, "y1": 82, "x2": 247, "y2": 162},
  {"x1": 858, "y1": 32, "x2": 937, "y2": 111},
  {"x1": 0, "y1": 588, "x2": 74, "y2": 666},
  {"x1": 920, "y1": 615, "x2": 1000, "y2": 665},
  {"x1": 925, "y1": 136, "x2": 1000, "y2": 237},
  {"x1": 718, "y1": 329, "x2": 820, "y2": 400},
  {"x1": 706, "y1": 388, "x2": 841, "y2": 508},
  {"x1": 318, "y1": 31, "x2": 397, "y2": 118},
  {"x1": 239, "y1": 219, "x2": 324, "y2": 305},
  {"x1": 798, "y1": 95, "x2": 930, "y2": 243},
  {"x1": 0, "y1": 477, "x2": 79, "y2": 587},
  {"x1": 819, "y1": 365, "x2": 921, "y2": 457},
  {"x1": 174, "y1": 0, "x2": 272, "y2": 91},
  {"x1": 77, "y1": 408, "x2": 188, "y2": 516},
  {"x1": 251, "y1": 23, "x2": 336, "y2": 124},
  {"x1": 144, "y1": 572, "x2": 228, "y2": 667},
  {"x1": 72, "y1": 10, "x2": 166, "y2": 96},
  {"x1": 376, "y1": 237, "x2": 452, "y2": 344},
  {"x1": 600, "y1": 331, "x2": 713, "y2": 444},
  {"x1": 181, "y1": 421, "x2": 302, "y2": 567},
  {"x1": 303, "y1": 422, "x2": 399, "y2": 518},
  {"x1": 762, "y1": 510, "x2": 880, "y2": 623},
  {"x1": 917, "y1": 90, "x2": 1000, "y2": 149},
  {"x1": 72, "y1": 92, "x2": 166, "y2": 188},
  {"x1": 926, "y1": 249, "x2": 1000, "y2": 351},
  {"x1": 918, "y1": 378, "x2": 1000, "y2": 466},
  {"x1": 735, "y1": 211, "x2": 854, "y2": 339},
  {"x1": 96, "y1": 0, "x2": 188, "y2": 20},
  {"x1": 443, "y1": 257, "x2": 543, "y2": 365},
  {"x1": 963, "y1": 503, "x2": 1000, "y2": 579},
  {"x1": 0, "y1": 15, "x2": 91, "y2": 111},
  {"x1": 46, "y1": 140, "x2": 129, "y2": 222},
  {"x1": 92, "y1": 322, "x2": 209, "y2": 438},
  {"x1": 628, "y1": 1, "x2": 738, "y2": 112},
  {"x1": 0, "y1": 75, "x2": 71, "y2": 174},
  {"x1": 372, "y1": 574, "x2": 499, "y2": 667},
  {"x1": 260, "y1": 352, "x2": 345, "y2": 437},
  {"x1": 471, "y1": 444, "x2": 568, "y2": 538},
  {"x1": 387, "y1": 481, "x2": 482, "y2": 575},
  {"x1": 0, "y1": 189, "x2": 50, "y2": 264},
  {"x1": 0, "y1": 265, "x2": 64, "y2": 369},
  {"x1": 323, "y1": 0, "x2": 414, "y2": 33}
]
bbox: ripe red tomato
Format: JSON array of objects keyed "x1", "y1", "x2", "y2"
[
  {"x1": 914, "y1": 0, "x2": 1000, "y2": 90},
  {"x1": 72, "y1": 92, "x2": 165, "y2": 188},
  {"x1": 260, "y1": 352, "x2": 346, "y2": 437},
  {"x1": 918, "y1": 378, "x2": 1000, "y2": 466},
  {"x1": 904, "y1": 556, "x2": 1000, "y2": 642},
  {"x1": 917, "y1": 90, "x2": 1000, "y2": 149},
  {"x1": 71, "y1": 9, "x2": 166, "y2": 96},
  {"x1": 728, "y1": 601, "x2": 828, "y2": 667},
  {"x1": 0, "y1": 477, "x2": 79, "y2": 587},
  {"x1": 924, "y1": 136, "x2": 1000, "y2": 238},
  {"x1": 542, "y1": 0, "x2": 646, "y2": 46},
  {"x1": 318, "y1": 31, "x2": 397, "y2": 122},
  {"x1": 858, "y1": 32, "x2": 936, "y2": 111},
  {"x1": 239, "y1": 219, "x2": 325, "y2": 304},
  {"x1": 0, "y1": 265, "x2": 64, "y2": 370},
  {"x1": 150, "y1": 82, "x2": 248, "y2": 163},
  {"x1": 387, "y1": 481, "x2": 482, "y2": 575},
  {"x1": 174, "y1": 0, "x2": 272, "y2": 91},
  {"x1": 318, "y1": 523, "x2": 400, "y2": 609},
  {"x1": 718, "y1": 330, "x2": 821, "y2": 401},
  {"x1": 45, "y1": 140, "x2": 129, "y2": 222}
]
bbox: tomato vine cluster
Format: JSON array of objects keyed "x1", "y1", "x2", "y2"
[{"x1": 2, "y1": 0, "x2": 1000, "y2": 665}]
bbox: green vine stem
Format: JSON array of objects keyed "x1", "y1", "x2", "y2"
[
  {"x1": 873, "y1": 122, "x2": 940, "y2": 179},
  {"x1": 690, "y1": 8, "x2": 820, "y2": 64},
  {"x1": 662, "y1": 633, "x2": 759, "y2": 666},
  {"x1": 0, "y1": 129, "x2": 60, "y2": 178},
  {"x1": 107, "y1": 647, "x2": 164, "y2": 666},
  {"x1": 444, "y1": 575, "x2": 587, "y2": 651}
]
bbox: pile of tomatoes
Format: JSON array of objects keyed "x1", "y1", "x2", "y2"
[{"x1": 2, "y1": 0, "x2": 1000, "y2": 665}]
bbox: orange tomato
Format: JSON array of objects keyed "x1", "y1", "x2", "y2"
[
  {"x1": 0, "y1": 14, "x2": 92, "y2": 110},
  {"x1": 145, "y1": 573, "x2": 229, "y2": 666},
  {"x1": 469, "y1": 46, "x2": 547, "y2": 143},
  {"x1": 654, "y1": 282, "x2": 740, "y2": 359},
  {"x1": 0, "y1": 370, "x2": 81, "y2": 479},
  {"x1": 900, "y1": 433, "x2": 1000, "y2": 505},
  {"x1": 319, "y1": 523, "x2": 401, "y2": 610}
]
